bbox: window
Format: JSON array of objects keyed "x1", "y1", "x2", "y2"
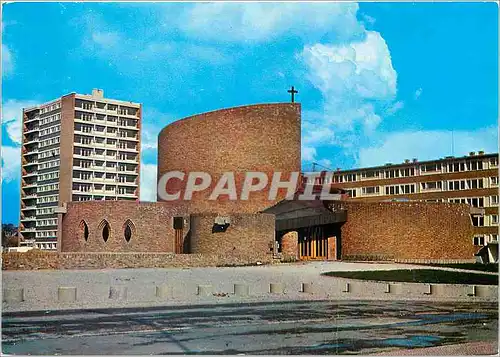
[
  {"x1": 99, "y1": 220, "x2": 110, "y2": 242},
  {"x1": 421, "y1": 181, "x2": 442, "y2": 191},
  {"x1": 490, "y1": 157, "x2": 498, "y2": 167},
  {"x1": 401, "y1": 168, "x2": 415, "y2": 177},
  {"x1": 491, "y1": 196, "x2": 499, "y2": 205},
  {"x1": 362, "y1": 186, "x2": 379, "y2": 195},
  {"x1": 346, "y1": 189, "x2": 357, "y2": 198},
  {"x1": 421, "y1": 163, "x2": 440, "y2": 173},
  {"x1": 490, "y1": 177, "x2": 498, "y2": 187},
  {"x1": 361, "y1": 170, "x2": 379, "y2": 179},
  {"x1": 123, "y1": 219, "x2": 135, "y2": 242},
  {"x1": 491, "y1": 215, "x2": 498, "y2": 225},
  {"x1": 471, "y1": 216, "x2": 484, "y2": 227},
  {"x1": 473, "y1": 236, "x2": 485, "y2": 246}
]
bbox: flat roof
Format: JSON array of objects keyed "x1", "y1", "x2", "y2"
[{"x1": 329, "y1": 152, "x2": 498, "y2": 174}]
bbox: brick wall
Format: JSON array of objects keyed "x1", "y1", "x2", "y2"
[
  {"x1": 281, "y1": 231, "x2": 298, "y2": 259},
  {"x1": 157, "y1": 103, "x2": 301, "y2": 214},
  {"x1": 61, "y1": 201, "x2": 189, "y2": 252},
  {"x1": 340, "y1": 201, "x2": 476, "y2": 260},
  {"x1": 189, "y1": 213, "x2": 275, "y2": 262},
  {"x1": 2, "y1": 251, "x2": 271, "y2": 270}
]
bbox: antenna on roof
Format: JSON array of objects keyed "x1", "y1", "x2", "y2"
[{"x1": 451, "y1": 128, "x2": 454, "y2": 157}]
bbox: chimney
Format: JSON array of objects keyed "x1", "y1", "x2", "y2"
[{"x1": 92, "y1": 88, "x2": 104, "y2": 98}]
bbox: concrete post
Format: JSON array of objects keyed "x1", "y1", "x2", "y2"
[
  {"x1": 301, "y1": 283, "x2": 314, "y2": 294},
  {"x1": 109, "y1": 286, "x2": 128, "y2": 300},
  {"x1": 233, "y1": 284, "x2": 249, "y2": 296},
  {"x1": 3, "y1": 288, "x2": 24, "y2": 303},
  {"x1": 197, "y1": 285, "x2": 213, "y2": 296},
  {"x1": 270, "y1": 283, "x2": 284, "y2": 294},
  {"x1": 58, "y1": 287, "x2": 77, "y2": 302},
  {"x1": 156, "y1": 285, "x2": 173, "y2": 299}
]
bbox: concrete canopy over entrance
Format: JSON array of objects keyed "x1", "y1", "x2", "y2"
[{"x1": 262, "y1": 199, "x2": 347, "y2": 260}]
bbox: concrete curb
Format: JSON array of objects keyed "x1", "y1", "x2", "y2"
[{"x1": 58, "y1": 287, "x2": 77, "y2": 302}]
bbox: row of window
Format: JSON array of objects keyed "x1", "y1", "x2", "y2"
[
  {"x1": 80, "y1": 219, "x2": 135, "y2": 243},
  {"x1": 470, "y1": 215, "x2": 498, "y2": 227},
  {"x1": 38, "y1": 171, "x2": 59, "y2": 182},
  {"x1": 40, "y1": 102, "x2": 61, "y2": 114},
  {"x1": 38, "y1": 159, "x2": 60, "y2": 170},
  {"x1": 36, "y1": 242, "x2": 56, "y2": 250},
  {"x1": 40, "y1": 124, "x2": 61, "y2": 137},
  {"x1": 76, "y1": 112, "x2": 138, "y2": 126},
  {"x1": 38, "y1": 183, "x2": 59, "y2": 193},
  {"x1": 36, "y1": 218, "x2": 57, "y2": 227},
  {"x1": 473, "y1": 234, "x2": 499, "y2": 246},
  {"x1": 37, "y1": 207, "x2": 55, "y2": 215},
  {"x1": 39, "y1": 148, "x2": 60, "y2": 159},
  {"x1": 77, "y1": 101, "x2": 138, "y2": 115},
  {"x1": 331, "y1": 157, "x2": 498, "y2": 183},
  {"x1": 35, "y1": 230, "x2": 57, "y2": 238},
  {"x1": 36, "y1": 195, "x2": 58, "y2": 204},
  {"x1": 40, "y1": 113, "x2": 61, "y2": 126},
  {"x1": 39, "y1": 136, "x2": 60, "y2": 148}
]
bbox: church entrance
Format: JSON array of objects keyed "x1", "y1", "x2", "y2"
[{"x1": 298, "y1": 226, "x2": 328, "y2": 260}]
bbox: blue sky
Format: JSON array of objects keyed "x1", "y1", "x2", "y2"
[{"x1": 2, "y1": 2, "x2": 498, "y2": 224}]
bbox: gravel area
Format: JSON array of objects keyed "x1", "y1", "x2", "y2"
[{"x1": 2, "y1": 261, "x2": 498, "y2": 312}]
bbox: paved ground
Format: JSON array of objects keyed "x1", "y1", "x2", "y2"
[
  {"x1": 3, "y1": 262, "x2": 497, "y2": 312},
  {"x1": 2, "y1": 300, "x2": 498, "y2": 355}
]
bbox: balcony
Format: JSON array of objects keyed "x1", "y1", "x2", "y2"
[
  {"x1": 23, "y1": 161, "x2": 38, "y2": 167},
  {"x1": 23, "y1": 182, "x2": 38, "y2": 188},
  {"x1": 20, "y1": 227, "x2": 37, "y2": 232},
  {"x1": 24, "y1": 149, "x2": 38, "y2": 156},
  {"x1": 24, "y1": 193, "x2": 37, "y2": 199},
  {"x1": 21, "y1": 216, "x2": 37, "y2": 222},
  {"x1": 21, "y1": 205, "x2": 37, "y2": 211}
]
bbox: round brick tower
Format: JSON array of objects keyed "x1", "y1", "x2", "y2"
[{"x1": 157, "y1": 103, "x2": 301, "y2": 214}]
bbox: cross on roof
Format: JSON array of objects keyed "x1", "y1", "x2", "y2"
[{"x1": 287, "y1": 86, "x2": 298, "y2": 103}]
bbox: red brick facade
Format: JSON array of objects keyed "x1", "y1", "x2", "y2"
[
  {"x1": 157, "y1": 103, "x2": 301, "y2": 214},
  {"x1": 61, "y1": 201, "x2": 189, "y2": 253},
  {"x1": 339, "y1": 201, "x2": 476, "y2": 260},
  {"x1": 189, "y1": 213, "x2": 275, "y2": 262}
]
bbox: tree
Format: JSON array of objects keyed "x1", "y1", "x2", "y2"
[{"x1": 2, "y1": 224, "x2": 20, "y2": 248}]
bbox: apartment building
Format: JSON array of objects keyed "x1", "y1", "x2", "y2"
[
  {"x1": 312, "y1": 152, "x2": 499, "y2": 247},
  {"x1": 19, "y1": 89, "x2": 141, "y2": 250}
]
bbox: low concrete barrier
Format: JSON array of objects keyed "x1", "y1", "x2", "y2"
[
  {"x1": 342, "y1": 282, "x2": 350, "y2": 293},
  {"x1": 269, "y1": 283, "x2": 284, "y2": 294},
  {"x1": 197, "y1": 285, "x2": 213, "y2": 296},
  {"x1": 233, "y1": 284, "x2": 249, "y2": 296},
  {"x1": 156, "y1": 285, "x2": 173, "y2": 299},
  {"x1": 109, "y1": 286, "x2": 128, "y2": 300},
  {"x1": 3, "y1": 288, "x2": 24, "y2": 303},
  {"x1": 301, "y1": 283, "x2": 314, "y2": 294},
  {"x1": 58, "y1": 287, "x2": 77, "y2": 302}
]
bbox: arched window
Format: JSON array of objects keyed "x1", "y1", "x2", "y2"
[
  {"x1": 98, "y1": 219, "x2": 110, "y2": 242},
  {"x1": 123, "y1": 219, "x2": 135, "y2": 243},
  {"x1": 79, "y1": 220, "x2": 89, "y2": 241}
]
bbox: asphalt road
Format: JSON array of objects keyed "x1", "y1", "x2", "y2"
[{"x1": 2, "y1": 300, "x2": 498, "y2": 355}]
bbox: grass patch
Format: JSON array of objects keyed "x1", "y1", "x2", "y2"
[
  {"x1": 415, "y1": 263, "x2": 498, "y2": 273},
  {"x1": 322, "y1": 269, "x2": 498, "y2": 285}
]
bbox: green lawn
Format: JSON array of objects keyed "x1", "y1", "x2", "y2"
[
  {"x1": 322, "y1": 269, "x2": 498, "y2": 285},
  {"x1": 416, "y1": 263, "x2": 498, "y2": 273}
]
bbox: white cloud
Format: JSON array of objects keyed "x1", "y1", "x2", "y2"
[
  {"x1": 92, "y1": 31, "x2": 121, "y2": 47},
  {"x1": 2, "y1": 99, "x2": 39, "y2": 144},
  {"x1": 141, "y1": 108, "x2": 177, "y2": 152},
  {"x1": 302, "y1": 146, "x2": 317, "y2": 162},
  {"x1": 2, "y1": 44, "x2": 13, "y2": 76},
  {"x1": 301, "y1": 30, "x2": 397, "y2": 156},
  {"x1": 385, "y1": 100, "x2": 404, "y2": 116},
  {"x1": 414, "y1": 87, "x2": 423, "y2": 99},
  {"x1": 1, "y1": 145, "x2": 21, "y2": 183},
  {"x1": 140, "y1": 163, "x2": 157, "y2": 202},
  {"x1": 180, "y1": 3, "x2": 364, "y2": 43},
  {"x1": 358, "y1": 126, "x2": 498, "y2": 168}
]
